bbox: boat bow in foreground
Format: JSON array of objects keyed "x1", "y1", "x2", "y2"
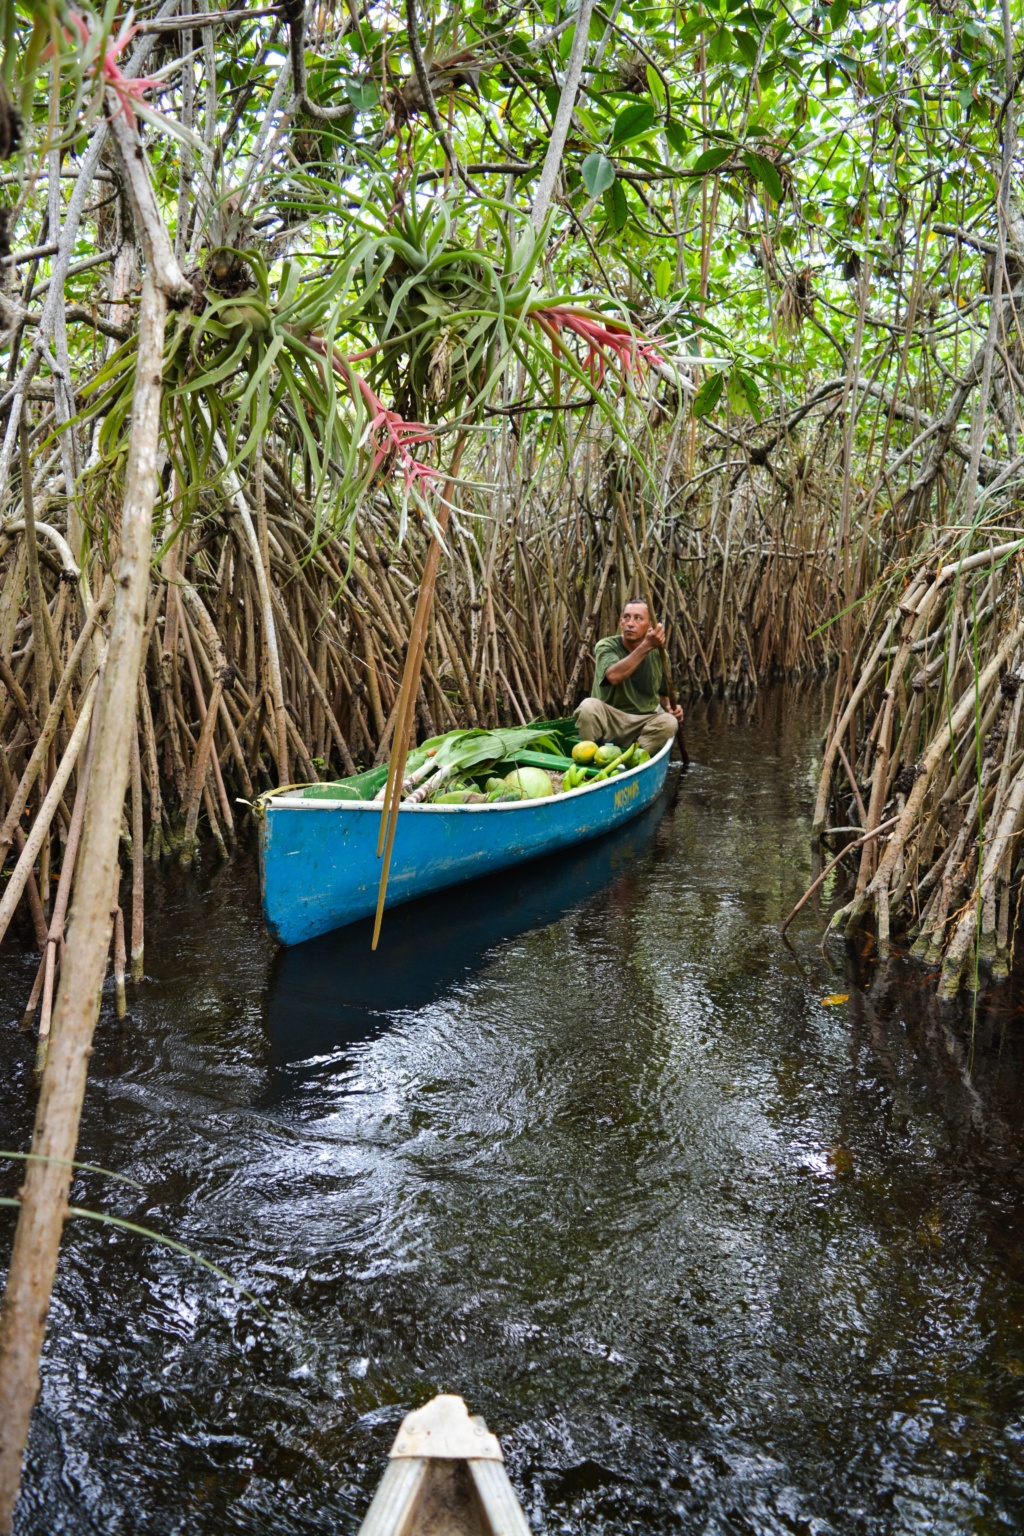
[{"x1": 357, "y1": 1393, "x2": 530, "y2": 1536}]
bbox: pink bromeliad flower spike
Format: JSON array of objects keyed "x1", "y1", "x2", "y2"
[
  {"x1": 532, "y1": 306, "x2": 664, "y2": 388},
  {"x1": 44, "y1": 9, "x2": 162, "y2": 122},
  {"x1": 353, "y1": 376, "x2": 441, "y2": 490}
]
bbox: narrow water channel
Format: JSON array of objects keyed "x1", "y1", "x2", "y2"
[{"x1": 2, "y1": 687, "x2": 1023, "y2": 1534}]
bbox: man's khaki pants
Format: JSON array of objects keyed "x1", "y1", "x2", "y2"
[{"x1": 573, "y1": 699, "x2": 678, "y2": 754}]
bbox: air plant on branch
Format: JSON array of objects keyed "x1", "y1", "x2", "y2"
[
  {"x1": 14, "y1": 2, "x2": 201, "y2": 151},
  {"x1": 73, "y1": 173, "x2": 670, "y2": 557},
  {"x1": 337, "y1": 182, "x2": 669, "y2": 423}
]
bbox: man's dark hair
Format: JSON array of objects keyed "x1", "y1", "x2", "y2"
[{"x1": 623, "y1": 597, "x2": 649, "y2": 609}]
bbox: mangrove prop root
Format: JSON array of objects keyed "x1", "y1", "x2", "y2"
[
  {"x1": 780, "y1": 817, "x2": 900, "y2": 937},
  {"x1": 813, "y1": 536, "x2": 1024, "y2": 994}
]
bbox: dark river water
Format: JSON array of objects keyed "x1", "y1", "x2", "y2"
[{"x1": 2, "y1": 688, "x2": 1024, "y2": 1535}]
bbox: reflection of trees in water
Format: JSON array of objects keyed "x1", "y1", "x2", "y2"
[{"x1": 847, "y1": 961, "x2": 1024, "y2": 1175}]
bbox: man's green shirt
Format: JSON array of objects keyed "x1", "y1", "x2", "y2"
[{"x1": 592, "y1": 635, "x2": 665, "y2": 715}]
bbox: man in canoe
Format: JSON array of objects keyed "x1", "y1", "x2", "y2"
[{"x1": 574, "y1": 598, "x2": 684, "y2": 754}]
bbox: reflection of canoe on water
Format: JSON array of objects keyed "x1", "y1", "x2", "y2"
[
  {"x1": 259, "y1": 733, "x2": 672, "y2": 946},
  {"x1": 265, "y1": 787, "x2": 672, "y2": 1061},
  {"x1": 357, "y1": 1394, "x2": 530, "y2": 1536}
]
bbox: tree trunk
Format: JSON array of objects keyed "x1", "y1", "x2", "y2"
[{"x1": 0, "y1": 87, "x2": 190, "y2": 1521}]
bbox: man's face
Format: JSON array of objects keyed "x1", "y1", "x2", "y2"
[{"x1": 620, "y1": 603, "x2": 650, "y2": 649}]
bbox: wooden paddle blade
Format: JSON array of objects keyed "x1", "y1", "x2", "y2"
[{"x1": 677, "y1": 728, "x2": 691, "y2": 768}]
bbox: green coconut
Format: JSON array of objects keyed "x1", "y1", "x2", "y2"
[{"x1": 503, "y1": 766, "x2": 553, "y2": 799}]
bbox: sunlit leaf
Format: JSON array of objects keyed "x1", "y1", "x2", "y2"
[
  {"x1": 692, "y1": 145, "x2": 733, "y2": 173},
  {"x1": 707, "y1": 27, "x2": 733, "y2": 62},
  {"x1": 733, "y1": 30, "x2": 759, "y2": 66},
  {"x1": 345, "y1": 78, "x2": 378, "y2": 111},
  {"x1": 603, "y1": 180, "x2": 630, "y2": 233},
  {"x1": 610, "y1": 101, "x2": 656, "y2": 147},
  {"x1": 646, "y1": 66, "x2": 666, "y2": 110},
  {"x1": 581, "y1": 151, "x2": 615, "y2": 197}
]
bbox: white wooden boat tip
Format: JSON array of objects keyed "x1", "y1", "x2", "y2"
[
  {"x1": 357, "y1": 1394, "x2": 532, "y2": 1536},
  {"x1": 389, "y1": 1394, "x2": 503, "y2": 1461}
]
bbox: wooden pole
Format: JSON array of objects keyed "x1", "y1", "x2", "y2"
[
  {"x1": 130, "y1": 727, "x2": 145, "y2": 981},
  {"x1": 373, "y1": 439, "x2": 466, "y2": 949},
  {"x1": 530, "y1": 0, "x2": 597, "y2": 230},
  {"x1": 112, "y1": 905, "x2": 127, "y2": 1020},
  {"x1": 37, "y1": 691, "x2": 101, "y2": 1067},
  {"x1": 0, "y1": 678, "x2": 97, "y2": 951},
  {"x1": 0, "y1": 594, "x2": 108, "y2": 867},
  {"x1": 0, "y1": 90, "x2": 191, "y2": 1526}
]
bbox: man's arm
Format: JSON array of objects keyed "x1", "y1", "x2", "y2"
[{"x1": 605, "y1": 622, "x2": 667, "y2": 685}]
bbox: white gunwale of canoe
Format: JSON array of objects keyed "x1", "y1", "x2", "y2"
[
  {"x1": 266, "y1": 735, "x2": 673, "y2": 812},
  {"x1": 357, "y1": 1459, "x2": 530, "y2": 1536}
]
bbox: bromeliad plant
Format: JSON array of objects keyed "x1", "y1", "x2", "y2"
[
  {"x1": 81, "y1": 244, "x2": 385, "y2": 539},
  {"x1": 9, "y1": 1, "x2": 203, "y2": 149},
  {"x1": 336, "y1": 181, "x2": 667, "y2": 417},
  {"x1": 74, "y1": 175, "x2": 671, "y2": 551}
]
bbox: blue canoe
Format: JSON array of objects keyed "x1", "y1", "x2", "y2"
[{"x1": 258, "y1": 736, "x2": 673, "y2": 946}]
